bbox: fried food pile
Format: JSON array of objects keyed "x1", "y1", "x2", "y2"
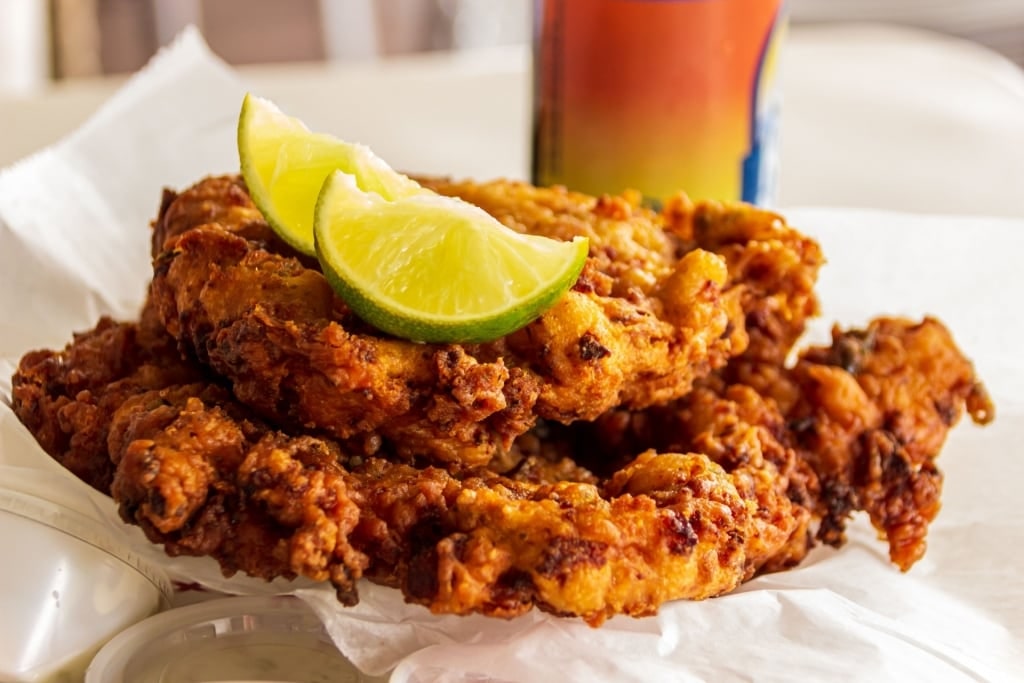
[{"x1": 10, "y1": 176, "x2": 993, "y2": 626}]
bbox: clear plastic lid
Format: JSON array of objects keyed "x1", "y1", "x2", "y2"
[
  {"x1": 0, "y1": 485, "x2": 173, "y2": 599},
  {"x1": 86, "y1": 595, "x2": 369, "y2": 683},
  {"x1": 0, "y1": 479, "x2": 172, "y2": 682}
]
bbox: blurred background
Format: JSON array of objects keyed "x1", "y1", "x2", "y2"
[{"x1": 1, "y1": 0, "x2": 1023, "y2": 94}]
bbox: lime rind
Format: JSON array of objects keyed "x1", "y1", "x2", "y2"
[
  {"x1": 314, "y1": 171, "x2": 589, "y2": 343},
  {"x1": 238, "y1": 93, "x2": 424, "y2": 256}
]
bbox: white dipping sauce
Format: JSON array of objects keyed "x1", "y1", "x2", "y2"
[
  {"x1": 87, "y1": 596, "x2": 366, "y2": 683},
  {"x1": 127, "y1": 634, "x2": 359, "y2": 682}
]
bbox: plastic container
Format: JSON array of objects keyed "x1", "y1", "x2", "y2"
[
  {"x1": 86, "y1": 595, "x2": 371, "y2": 683},
  {"x1": 0, "y1": 472, "x2": 173, "y2": 682}
]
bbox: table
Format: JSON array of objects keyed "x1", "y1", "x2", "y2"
[{"x1": 1, "y1": 23, "x2": 1023, "y2": 218}]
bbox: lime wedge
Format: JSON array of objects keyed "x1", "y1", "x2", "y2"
[
  {"x1": 238, "y1": 93, "x2": 425, "y2": 255},
  {"x1": 314, "y1": 171, "x2": 589, "y2": 343}
]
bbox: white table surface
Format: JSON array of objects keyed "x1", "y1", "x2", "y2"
[{"x1": 1, "y1": 23, "x2": 1023, "y2": 218}]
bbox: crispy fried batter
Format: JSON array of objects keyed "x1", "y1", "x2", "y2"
[
  {"x1": 424, "y1": 181, "x2": 822, "y2": 371},
  {"x1": 8, "y1": 175, "x2": 994, "y2": 626},
  {"x1": 149, "y1": 176, "x2": 746, "y2": 466},
  {"x1": 112, "y1": 385, "x2": 368, "y2": 602},
  {"x1": 580, "y1": 317, "x2": 993, "y2": 573},
  {"x1": 660, "y1": 195, "x2": 826, "y2": 421},
  {"x1": 10, "y1": 304, "x2": 203, "y2": 491},
  {"x1": 9, "y1": 305, "x2": 812, "y2": 625},
  {"x1": 13, "y1": 315, "x2": 761, "y2": 625},
  {"x1": 577, "y1": 384, "x2": 818, "y2": 575},
  {"x1": 661, "y1": 195, "x2": 823, "y2": 366},
  {"x1": 352, "y1": 450, "x2": 752, "y2": 625},
  {"x1": 152, "y1": 175, "x2": 293, "y2": 257},
  {"x1": 788, "y1": 317, "x2": 994, "y2": 569}
]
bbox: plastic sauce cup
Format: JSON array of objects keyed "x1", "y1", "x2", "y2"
[
  {"x1": 0, "y1": 483, "x2": 172, "y2": 682},
  {"x1": 86, "y1": 595, "x2": 372, "y2": 683}
]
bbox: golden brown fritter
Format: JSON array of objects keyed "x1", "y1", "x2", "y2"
[
  {"x1": 426, "y1": 180, "x2": 823, "y2": 371},
  {"x1": 9, "y1": 312, "x2": 780, "y2": 626},
  {"x1": 9, "y1": 306, "x2": 203, "y2": 491},
  {"x1": 151, "y1": 175, "x2": 295, "y2": 257},
  {"x1": 788, "y1": 317, "x2": 994, "y2": 569},
  {"x1": 149, "y1": 176, "x2": 746, "y2": 466},
  {"x1": 661, "y1": 195, "x2": 824, "y2": 367},
  {"x1": 580, "y1": 317, "x2": 993, "y2": 573},
  {"x1": 574, "y1": 383, "x2": 818, "y2": 575},
  {"x1": 350, "y1": 451, "x2": 754, "y2": 625},
  {"x1": 8, "y1": 174, "x2": 994, "y2": 627},
  {"x1": 112, "y1": 386, "x2": 368, "y2": 603}
]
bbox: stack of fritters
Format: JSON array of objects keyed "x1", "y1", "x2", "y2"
[{"x1": 10, "y1": 176, "x2": 992, "y2": 626}]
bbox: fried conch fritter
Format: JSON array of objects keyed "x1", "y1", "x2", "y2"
[
  {"x1": 149, "y1": 176, "x2": 749, "y2": 467},
  {"x1": 9, "y1": 175, "x2": 993, "y2": 626},
  {"x1": 13, "y1": 317, "x2": 786, "y2": 625}
]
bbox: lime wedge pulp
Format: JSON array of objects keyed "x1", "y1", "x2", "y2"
[
  {"x1": 238, "y1": 93, "x2": 425, "y2": 255},
  {"x1": 314, "y1": 171, "x2": 589, "y2": 343}
]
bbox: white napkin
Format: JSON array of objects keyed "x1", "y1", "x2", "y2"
[{"x1": 0, "y1": 28, "x2": 1020, "y2": 682}]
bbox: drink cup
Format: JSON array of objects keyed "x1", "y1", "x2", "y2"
[{"x1": 533, "y1": 0, "x2": 786, "y2": 205}]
